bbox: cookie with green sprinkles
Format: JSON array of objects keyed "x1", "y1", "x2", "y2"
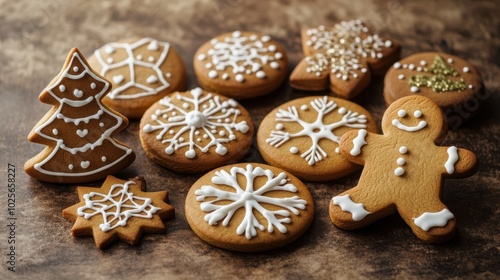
[{"x1": 383, "y1": 52, "x2": 484, "y2": 127}]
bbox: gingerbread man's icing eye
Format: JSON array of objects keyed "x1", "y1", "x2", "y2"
[
  {"x1": 398, "y1": 109, "x2": 406, "y2": 117},
  {"x1": 414, "y1": 110, "x2": 422, "y2": 118}
]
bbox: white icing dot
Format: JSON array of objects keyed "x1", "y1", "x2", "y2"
[
  {"x1": 208, "y1": 70, "x2": 218, "y2": 79},
  {"x1": 148, "y1": 56, "x2": 155, "y2": 62},
  {"x1": 136, "y1": 55, "x2": 143, "y2": 60},
  {"x1": 99, "y1": 122, "x2": 104, "y2": 127},
  {"x1": 275, "y1": 123, "x2": 284, "y2": 130},
  {"x1": 385, "y1": 40, "x2": 392, "y2": 47},
  {"x1": 447, "y1": 58, "x2": 453, "y2": 63},
  {"x1": 275, "y1": 52, "x2": 283, "y2": 59},
  {"x1": 107, "y1": 57, "x2": 114, "y2": 64},
  {"x1": 165, "y1": 72, "x2": 172, "y2": 78},
  {"x1": 335, "y1": 147, "x2": 340, "y2": 154},
  {"x1": 261, "y1": 35, "x2": 271, "y2": 42},
  {"x1": 219, "y1": 131, "x2": 226, "y2": 136},
  {"x1": 52, "y1": 129, "x2": 58, "y2": 135},
  {"x1": 90, "y1": 82, "x2": 96, "y2": 89},
  {"x1": 398, "y1": 109, "x2": 406, "y2": 117},
  {"x1": 105, "y1": 46, "x2": 114, "y2": 54},
  {"x1": 397, "y1": 157, "x2": 405, "y2": 165},
  {"x1": 182, "y1": 103, "x2": 189, "y2": 109},
  {"x1": 197, "y1": 54, "x2": 207, "y2": 61},
  {"x1": 361, "y1": 68, "x2": 367, "y2": 73},
  {"x1": 256, "y1": 71, "x2": 266, "y2": 79},
  {"x1": 463, "y1": 67, "x2": 470, "y2": 73},
  {"x1": 420, "y1": 60, "x2": 427, "y2": 66},
  {"x1": 146, "y1": 75, "x2": 158, "y2": 84},
  {"x1": 73, "y1": 66, "x2": 79, "y2": 72},
  {"x1": 197, "y1": 138, "x2": 201, "y2": 142},
  {"x1": 338, "y1": 107, "x2": 347, "y2": 114},
  {"x1": 408, "y1": 64, "x2": 415, "y2": 70},
  {"x1": 250, "y1": 35, "x2": 258, "y2": 41},
  {"x1": 394, "y1": 62, "x2": 401, "y2": 69},
  {"x1": 403, "y1": 64, "x2": 408, "y2": 69},
  {"x1": 101, "y1": 156, "x2": 107, "y2": 162},
  {"x1": 232, "y1": 31, "x2": 241, "y2": 38},
  {"x1": 417, "y1": 67, "x2": 422, "y2": 72},
  {"x1": 394, "y1": 167, "x2": 405, "y2": 176},
  {"x1": 300, "y1": 105, "x2": 308, "y2": 111},
  {"x1": 147, "y1": 40, "x2": 159, "y2": 51},
  {"x1": 59, "y1": 85, "x2": 66, "y2": 92},
  {"x1": 179, "y1": 137, "x2": 184, "y2": 142},
  {"x1": 68, "y1": 164, "x2": 74, "y2": 170},
  {"x1": 203, "y1": 134, "x2": 208, "y2": 139},
  {"x1": 398, "y1": 74, "x2": 405, "y2": 80},
  {"x1": 268, "y1": 45, "x2": 277, "y2": 52},
  {"x1": 468, "y1": 84, "x2": 474, "y2": 89},
  {"x1": 235, "y1": 74, "x2": 245, "y2": 82},
  {"x1": 205, "y1": 63, "x2": 212, "y2": 69},
  {"x1": 270, "y1": 62, "x2": 280, "y2": 69},
  {"x1": 399, "y1": 146, "x2": 408, "y2": 154},
  {"x1": 290, "y1": 147, "x2": 299, "y2": 154},
  {"x1": 245, "y1": 69, "x2": 252, "y2": 75},
  {"x1": 222, "y1": 73, "x2": 229, "y2": 80},
  {"x1": 411, "y1": 86, "x2": 420, "y2": 93},
  {"x1": 113, "y1": 75, "x2": 124, "y2": 84},
  {"x1": 414, "y1": 110, "x2": 422, "y2": 118}
]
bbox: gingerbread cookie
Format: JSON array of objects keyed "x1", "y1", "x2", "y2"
[
  {"x1": 185, "y1": 163, "x2": 314, "y2": 252},
  {"x1": 88, "y1": 37, "x2": 186, "y2": 118},
  {"x1": 290, "y1": 20, "x2": 401, "y2": 99},
  {"x1": 257, "y1": 96, "x2": 377, "y2": 182},
  {"x1": 383, "y1": 52, "x2": 483, "y2": 127},
  {"x1": 62, "y1": 176, "x2": 175, "y2": 249},
  {"x1": 139, "y1": 88, "x2": 254, "y2": 173},
  {"x1": 194, "y1": 31, "x2": 288, "y2": 99},
  {"x1": 25, "y1": 48, "x2": 135, "y2": 184},
  {"x1": 329, "y1": 95, "x2": 477, "y2": 243}
]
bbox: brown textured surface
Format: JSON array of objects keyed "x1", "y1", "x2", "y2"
[{"x1": 0, "y1": 0, "x2": 498, "y2": 278}]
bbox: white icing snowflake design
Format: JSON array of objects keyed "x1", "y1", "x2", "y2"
[
  {"x1": 94, "y1": 38, "x2": 171, "y2": 99},
  {"x1": 195, "y1": 164, "x2": 307, "y2": 239},
  {"x1": 197, "y1": 31, "x2": 283, "y2": 83},
  {"x1": 266, "y1": 96, "x2": 367, "y2": 165},
  {"x1": 142, "y1": 88, "x2": 250, "y2": 158},
  {"x1": 304, "y1": 20, "x2": 393, "y2": 80},
  {"x1": 77, "y1": 181, "x2": 160, "y2": 232}
]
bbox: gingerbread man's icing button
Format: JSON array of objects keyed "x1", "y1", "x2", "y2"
[
  {"x1": 290, "y1": 20, "x2": 401, "y2": 99},
  {"x1": 193, "y1": 31, "x2": 288, "y2": 100},
  {"x1": 332, "y1": 95, "x2": 477, "y2": 243}
]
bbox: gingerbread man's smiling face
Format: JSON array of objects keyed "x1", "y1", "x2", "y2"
[{"x1": 382, "y1": 96, "x2": 446, "y2": 141}]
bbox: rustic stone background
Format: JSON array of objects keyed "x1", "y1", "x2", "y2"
[{"x1": 0, "y1": 0, "x2": 498, "y2": 278}]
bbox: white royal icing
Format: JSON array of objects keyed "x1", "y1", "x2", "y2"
[
  {"x1": 445, "y1": 146, "x2": 459, "y2": 174},
  {"x1": 413, "y1": 208, "x2": 454, "y2": 231},
  {"x1": 195, "y1": 164, "x2": 307, "y2": 240},
  {"x1": 392, "y1": 109, "x2": 427, "y2": 132},
  {"x1": 197, "y1": 31, "x2": 283, "y2": 83},
  {"x1": 350, "y1": 129, "x2": 367, "y2": 156},
  {"x1": 332, "y1": 194, "x2": 371, "y2": 221},
  {"x1": 33, "y1": 51, "x2": 133, "y2": 177},
  {"x1": 94, "y1": 38, "x2": 171, "y2": 100},
  {"x1": 266, "y1": 96, "x2": 367, "y2": 165},
  {"x1": 77, "y1": 180, "x2": 160, "y2": 232},
  {"x1": 142, "y1": 88, "x2": 249, "y2": 158}
]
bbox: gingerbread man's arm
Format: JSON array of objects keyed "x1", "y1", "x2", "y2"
[
  {"x1": 440, "y1": 146, "x2": 478, "y2": 178},
  {"x1": 339, "y1": 129, "x2": 379, "y2": 165}
]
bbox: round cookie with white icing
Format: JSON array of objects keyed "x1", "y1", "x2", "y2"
[
  {"x1": 257, "y1": 96, "x2": 377, "y2": 182},
  {"x1": 88, "y1": 38, "x2": 186, "y2": 118},
  {"x1": 139, "y1": 88, "x2": 254, "y2": 173},
  {"x1": 330, "y1": 95, "x2": 478, "y2": 243},
  {"x1": 384, "y1": 52, "x2": 483, "y2": 126},
  {"x1": 193, "y1": 31, "x2": 288, "y2": 99},
  {"x1": 185, "y1": 163, "x2": 314, "y2": 252},
  {"x1": 25, "y1": 48, "x2": 135, "y2": 184}
]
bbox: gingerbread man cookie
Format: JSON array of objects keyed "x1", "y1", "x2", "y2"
[
  {"x1": 329, "y1": 95, "x2": 477, "y2": 243},
  {"x1": 290, "y1": 20, "x2": 400, "y2": 99}
]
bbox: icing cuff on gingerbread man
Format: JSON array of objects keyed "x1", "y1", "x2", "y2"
[{"x1": 329, "y1": 95, "x2": 477, "y2": 243}]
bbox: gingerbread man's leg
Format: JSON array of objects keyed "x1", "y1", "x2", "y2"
[
  {"x1": 398, "y1": 197, "x2": 456, "y2": 243},
  {"x1": 329, "y1": 186, "x2": 396, "y2": 230}
]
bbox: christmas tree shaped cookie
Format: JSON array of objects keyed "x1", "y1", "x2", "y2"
[
  {"x1": 290, "y1": 20, "x2": 401, "y2": 99},
  {"x1": 329, "y1": 95, "x2": 477, "y2": 243},
  {"x1": 63, "y1": 176, "x2": 175, "y2": 249},
  {"x1": 25, "y1": 48, "x2": 135, "y2": 184}
]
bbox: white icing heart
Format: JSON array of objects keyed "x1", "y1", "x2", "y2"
[
  {"x1": 80, "y1": 161, "x2": 90, "y2": 169},
  {"x1": 76, "y1": 129, "x2": 88, "y2": 137},
  {"x1": 73, "y1": 89, "x2": 83, "y2": 98},
  {"x1": 113, "y1": 75, "x2": 124, "y2": 84}
]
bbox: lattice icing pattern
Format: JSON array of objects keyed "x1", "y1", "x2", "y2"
[
  {"x1": 142, "y1": 88, "x2": 250, "y2": 158},
  {"x1": 304, "y1": 20, "x2": 393, "y2": 80},
  {"x1": 266, "y1": 96, "x2": 367, "y2": 165},
  {"x1": 195, "y1": 164, "x2": 308, "y2": 239},
  {"x1": 197, "y1": 31, "x2": 283, "y2": 83},
  {"x1": 94, "y1": 38, "x2": 171, "y2": 99}
]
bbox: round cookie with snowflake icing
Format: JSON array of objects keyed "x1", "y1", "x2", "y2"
[
  {"x1": 257, "y1": 96, "x2": 377, "y2": 182},
  {"x1": 185, "y1": 163, "x2": 314, "y2": 252},
  {"x1": 384, "y1": 52, "x2": 483, "y2": 127},
  {"x1": 139, "y1": 88, "x2": 254, "y2": 173},
  {"x1": 194, "y1": 31, "x2": 288, "y2": 99},
  {"x1": 88, "y1": 37, "x2": 186, "y2": 118}
]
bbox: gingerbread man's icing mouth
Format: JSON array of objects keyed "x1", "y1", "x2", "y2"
[{"x1": 391, "y1": 109, "x2": 427, "y2": 132}]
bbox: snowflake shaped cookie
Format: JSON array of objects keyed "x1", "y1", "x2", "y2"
[
  {"x1": 140, "y1": 88, "x2": 254, "y2": 173},
  {"x1": 194, "y1": 31, "x2": 288, "y2": 99},
  {"x1": 257, "y1": 96, "x2": 377, "y2": 182},
  {"x1": 185, "y1": 163, "x2": 314, "y2": 252},
  {"x1": 63, "y1": 176, "x2": 175, "y2": 249},
  {"x1": 290, "y1": 20, "x2": 400, "y2": 99}
]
